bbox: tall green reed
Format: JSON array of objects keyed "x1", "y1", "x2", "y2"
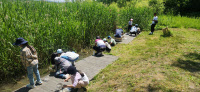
[{"x1": 0, "y1": 0, "x2": 117, "y2": 83}]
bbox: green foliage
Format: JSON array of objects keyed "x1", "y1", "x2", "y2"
[
  {"x1": 97, "y1": 0, "x2": 131, "y2": 7},
  {"x1": 149, "y1": 0, "x2": 164, "y2": 14},
  {"x1": 118, "y1": 5, "x2": 153, "y2": 31},
  {"x1": 164, "y1": 0, "x2": 200, "y2": 16},
  {"x1": 157, "y1": 15, "x2": 200, "y2": 30},
  {"x1": 0, "y1": 0, "x2": 117, "y2": 83}
]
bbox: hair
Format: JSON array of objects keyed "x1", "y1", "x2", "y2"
[
  {"x1": 23, "y1": 43, "x2": 35, "y2": 54},
  {"x1": 77, "y1": 70, "x2": 85, "y2": 77},
  {"x1": 154, "y1": 13, "x2": 157, "y2": 15},
  {"x1": 96, "y1": 36, "x2": 100, "y2": 39}
]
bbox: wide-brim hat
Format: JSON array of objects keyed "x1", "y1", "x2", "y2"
[{"x1": 13, "y1": 37, "x2": 28, "y2": 46}]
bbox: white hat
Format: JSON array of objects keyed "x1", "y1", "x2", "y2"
[
  {"x1": 103, "y1": 38, "x2": 107, "y2": 41},
  {"x1": 130, "y1": 19, "x2": 133, "y2": 21},
  {"x1": 57, "y1": 49, "x2": 63, "y2": 54}
]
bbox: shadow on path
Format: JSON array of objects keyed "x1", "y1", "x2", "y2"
[
  {"x1": 172, "y1": 52, "x2": 200, "y2": 72},
  {"x1": 14, "y1": 87, "x2": 31, "y2": 92}
]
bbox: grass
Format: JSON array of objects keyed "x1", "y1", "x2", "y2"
[
  {"x1": 87, "y1": 28, "x2": 200, "y2": 92},
  {"x1": 157, "y1": 15, "x2": 200, "y2": 30}
]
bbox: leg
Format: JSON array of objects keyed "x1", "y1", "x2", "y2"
[
  {"x1": 27, "y1": 66, "x2": 34, "y2": 85},
  {"x1": 33, "y1": 64, "x2": 42, "y2": 84},
  {"x1": 151, "y1": 24, "x2": 156, "y2": 33},
  {"x1": 55, "y1": 70, "x2": 66, "y2": 79}
]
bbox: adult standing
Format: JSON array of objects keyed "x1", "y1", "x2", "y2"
[
  {"x1": 13, "y1": 38, "x2": 42, "y2": 88},
  {"x1": 149, "y1": 13, "x2": 158, "y2": 35},
  {"x1": 128, "y1": 19, "x2": 133, "y2": 31}
]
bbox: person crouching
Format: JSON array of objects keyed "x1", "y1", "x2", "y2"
[
  {"x1": 62, "y1": 66, "x2": 89, "y2": 91},
  {"x1": 93, "y1": 36, "x2": 106, "y2": 56},
  {"x1": 103, "y1": 38, "x2": 111, "y2": 53}
]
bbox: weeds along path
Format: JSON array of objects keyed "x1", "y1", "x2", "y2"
[{"x1": 88, "y1": 28, "x2": 200, "y2": 92}]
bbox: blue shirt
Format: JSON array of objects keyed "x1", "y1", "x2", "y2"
[{"x1": 115, "y1": 29, "x2": 123, "y2": 37}]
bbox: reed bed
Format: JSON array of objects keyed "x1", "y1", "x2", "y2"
[{"x1": 0, "y1": 0, "x2": 117, "y2": 83}]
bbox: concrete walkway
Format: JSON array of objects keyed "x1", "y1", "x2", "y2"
[
  {"x1": 14, "y1": 32, "x2": 139, "y2": 92},
  {"x1": 14, "y1": 55, "x2": 118, "y2": 92},
  {"x1": 117, "y1": 33, "x2": 136, "y2": 44}
]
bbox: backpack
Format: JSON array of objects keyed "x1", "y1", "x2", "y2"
[{"x1": 51, "y1": 53, "x2": 58, "y2": 64}]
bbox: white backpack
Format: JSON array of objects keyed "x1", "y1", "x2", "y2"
[{"x1": 61, "y1": 52, "x2": 79, "y2": 60}]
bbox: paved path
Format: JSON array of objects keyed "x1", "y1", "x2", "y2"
[
  {"x1": 14, "y1": 55, "x2": 118, "y2": 92},
  {"x1": 117, "y1": 33, "x2": 136, "y2": 44}
]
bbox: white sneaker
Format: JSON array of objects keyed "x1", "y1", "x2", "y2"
[
  {"x1": 26, "y1": 84, "x2": 35, "y2": 89},
  {"x1": 36, "y1": 81, "x2": 42, "y2": 85}
]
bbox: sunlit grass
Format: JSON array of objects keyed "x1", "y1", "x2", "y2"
[{"x1": 88, "y1": 28, "x2": 200, "y2": 92}]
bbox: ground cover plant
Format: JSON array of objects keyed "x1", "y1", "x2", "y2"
[{"x1": 87, "y1": 28, "x2": 200, "y2": 92}]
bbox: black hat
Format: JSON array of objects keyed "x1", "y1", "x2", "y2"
[
  {"x1": 96, "y1": 36, "x2": 100, "y2": 39},
  {"x1": 13, "y1": 38, "x2": 28, "y2": 46},
  {"x1": 62, "y1": 66, "x2": 77, "y2": 75}
]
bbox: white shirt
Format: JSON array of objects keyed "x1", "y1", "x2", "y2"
[
  {"x1": 130, "y1": 26, "x2": 137, "y2": 32},
  {"x1": 81, "y1": 73, "x2": 89, "y2": 84},
  {"x1": 97, "y1": 40, "x2": 106, "y2": 47},
  {"x1": 152, "y1": 16, "x2": 158, "y2": 24},
  {"x1": 105, "y1": 42, "x2": 111, "y2": 49}
]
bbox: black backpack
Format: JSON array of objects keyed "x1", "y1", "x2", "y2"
[{"x1": 51, "y1": 53, "x2": 58, "y2": 65}]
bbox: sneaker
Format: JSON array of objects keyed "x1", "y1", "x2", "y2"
[
  {"x1": 26, "y1": 84, "x2": 35, "y2": 89},
  {"x1": 36, "y1": 81, "x2": 42, "y2": 85}
]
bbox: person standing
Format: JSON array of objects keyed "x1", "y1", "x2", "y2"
[
  {"x1": 149, "y1": 13, "x2": 158, "y2": 35},
  {"x1": 13, "y1": 38, "x2": 42, "y2": 88},
  {"x1": 128, "y1": 19, "x2": 133, "y2": 31}
]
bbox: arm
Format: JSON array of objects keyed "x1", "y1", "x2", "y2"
[
  {"x1": 63, "y1": 85, "x2": 74, "y2": 88},
  {"x1": 64, "y1": 75, "x2": 71, "y2": 82},
  {"x1": 30, "y1": 46, "x2": 38, "y2": 59}
]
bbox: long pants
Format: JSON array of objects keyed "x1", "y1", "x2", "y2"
[
  {"x1": 27, "y1": 64, "x2": 42, "y2": 85},
  {"x1": 55, "y1": 70, "x2": 66, "y2": 79},
  {"x1": 128, "y1": 25, "x2": 132, "y2": 31},
  {"x1": 151, "y1": 24, "x2": 156, "y2": 33},
  {"x1": 93, "y1": 46, "x2": 105, "y2": 53}
]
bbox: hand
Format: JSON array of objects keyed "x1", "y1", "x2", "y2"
[
  {"x1": 64, "y1": 79, "x2": 69, "y2": 82},
  {"x1": 62, "y1": 85, "x2": 67, "y2": 89}
]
